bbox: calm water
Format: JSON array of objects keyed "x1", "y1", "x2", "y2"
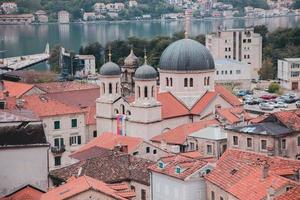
[{"x1": 0, "y1": 15, "x2": 299, "y2": 70}]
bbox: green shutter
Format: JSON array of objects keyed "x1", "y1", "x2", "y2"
[
  {"x1": 77, "y1": 136, "x2": 81, "y2": 145},
  {"x1": 54, "y1": 121, "x2": 60, "y2": 129},
  {"x1": 71, "y1": 119, "x2": 77, "y2": 128}
]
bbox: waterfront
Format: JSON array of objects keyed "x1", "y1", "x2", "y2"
[{"x1": 0, "y1": 15, "x2": 299, "y2": 71}]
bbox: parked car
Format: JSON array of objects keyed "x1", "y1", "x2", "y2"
[
  {"x1": 260, "y1": 95, "x2": 277, "y2": 100},
  {"x1": 259, "y1": 103, "x2": 274, "y2": 111},
  {"x1": 274, "y1": 101, "x2": 288, "y2": 108},
  {"x1": 237, "y1": 90, "x2": 247, "y2": 97},
  {"x1": 296, "y1": 101, "x2": 300, "y2": 108},
  {"x1": 284, "y1": 97, "x2": 297, "y2": 104}
]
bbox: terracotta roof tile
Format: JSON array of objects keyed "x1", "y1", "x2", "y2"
[
  {"x1": 71, "y1": 132, "x2": 143, "y2": 157},
  {"x1": 3, "y1": 81, "x2": 34, "y2": 98},
  {"x1": 190, "y1": 91, "x2": 217, "y2": 114},
  {"x1": 36, "y1": 81, "x2": 99, "y2": 93},
  {"x1": 270, "y1": 109, "x2": 300, "y2": 131},
  {"x1": 0, "y1": 185, "x2": 44, "y2": 200},
  {"x1": 206, "y1": 149, "x2": 300, "y2": 200},
  {"x1": 84, "y1": 106, "x2": 96, "y2": 125},
  {"x1": 275, "y1": 185, "x2": 300, "y2": 200},
  {"x1": 151, "y1": 119, "x2": 220, "y2": 145},
  {"x1": 21, "y1": 95, "x2": 84, "y2": 118},
  {"x1": 41, "y1": 176, "x2": 131, "y2": 200},
  {"x1": 148, "y1": 154, "x2": 208, "y2": 180},
  {"x1": 214, "y1": 84, "x2": 242, "y2": 107},
  {"x1": 216, "y1": 107, "x2": 253, "y2": 124}
]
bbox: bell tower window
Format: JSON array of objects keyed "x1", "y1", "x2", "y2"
[
  {"x1": 184, "y1": 78, "x2": 188, "y2": 87},
  {"x1": 190, "y1": 78, "x2": 193, "y2": 87},
  {"x1": 109, "y1": 83, "x2": 112, "y2": 94},
  {"x1": 166, "y1": 77, "x2": 169, "y2": 86},
  {"x1": 170, "y1": 78, "x2": 173, "y2": 87},
  {"x1": 144, "y1": 86, "x2": 148, "y2": 98}
]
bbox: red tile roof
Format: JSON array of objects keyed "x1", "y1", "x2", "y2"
[
  {"x1": 2, "y1": 81, "x2": 34, "y2": 98},
  {"x1": 148, "y1": 154, "x2": 208, "y2": 180},
  {"x1": 250, "y1": 114, "x2": 270, "y2": 124},
  {"x1": 206, "y1": 149, "x2": 300, "y2": 200},
  {"x1": 275, "y1": 185, "x2": 300, "y2": 200},
  {"x1": 214, "y1": 84, "x2": 242, "y2": 107},
  {"x1": 151, "y1": 119, "x2": 220, "y2": 145},
  {"x1": 85, "y1": 105, "x2": 96, "y2": 125},
  {"x1": 0, "y1": 185, "x2": 44, "y2": 200},
  {"x1": 216, "y1": 107, "x2": 253, "y2": 124},
  {"x1": 271, "y1": 109, "x2": 300, "y2": 131},
  {"x1": 41, "y1": 176, "x2": 133, "y2": 200},
  {"x1": 21, "y1": 95, "x2": 84, "y2": 118},
  {"x1": 72, "y1": 132, "x2": 143, "y2": 156},
  {"x1": 157, "y1": 92, "x2": 190, "y2": 119},
  {"x1": 190, "y1": 91, "x2": 217, "y2": 114},
  {"x1": 36, "y1": 81, "x2": 99, "y2": 93}
]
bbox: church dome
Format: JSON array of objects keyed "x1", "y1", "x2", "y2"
[
  {"x1": 124, "y1": 49, "x2": 138, "y2": 66},
  {"x1": 100, "y1": 61, "x2": 121, "y2": 76},
  {"x1": 159, "y1": 38, "x2": 215, "y2": 71},
  {"x1": 135, "y1": 64, "x2": 157, "y2": 80}
]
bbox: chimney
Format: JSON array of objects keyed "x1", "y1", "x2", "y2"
[
  {"x1": 114, "y1": 143, "x2": 122, "y2": 152},
  {"x1": 266, "y1": 186, "x2": 275, "y2": 200},
  {"x1": 261, "y1": 161, "x2": 270, "y2": 180},
  {"x1": 3, "y1": 90, "x2": 9, "y2": 97},
  {"x1": 121, "y1": 145, "x2": 128, "y2": 153}
]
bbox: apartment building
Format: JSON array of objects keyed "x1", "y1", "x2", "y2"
[{"x1": 277, "y1": 58, "x2": 300, "y2": 90}]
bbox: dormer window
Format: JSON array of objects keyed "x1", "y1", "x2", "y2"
[
  {"x1": 158, "y1": 161, "x2": 164, "y2": 169},
  {"x1": 176, "y1": 166, "x2": 181, "y2": 174}
]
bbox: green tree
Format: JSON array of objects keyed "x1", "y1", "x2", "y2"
[
  {"x1": 48, "y1": 45, "x2": 61, "y2": 73},
  {"x1": 268, "y1": 82, "x2": 280, "y2": 93},
  {"x1": 259, "y1": 58, "x2": 275, "y2": 80},
  {"x1": 254, "y1": 25, "x2": 268, "y2": 47},
  {"x1": 292, "y1": 0, "x2": 300, "y2": 9}
]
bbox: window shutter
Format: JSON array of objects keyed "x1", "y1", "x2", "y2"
[
  {"x1": 69, "y1": 137, "x2": 72, "y2": 146},
  {"x1": 61, "y1": 138, "x2": 64, "y2": 146},
  {"x1": 78, "y1": 136, "x2": 81, "y2": 145}
]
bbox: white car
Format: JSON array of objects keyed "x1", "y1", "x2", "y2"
[
  {"x1": 274, "y1": 102, "x2": 288, "y2": 108},
  {"x1": 259, "y1": 103, "x2": 274, "y2": 111}
]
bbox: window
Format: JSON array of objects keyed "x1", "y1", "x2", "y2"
[
  {"x1": 54, "y1": 121, "x2": 60, "y2": 130},
  {"x1": 228, "y1": 47, "x2": 231, "y2": 51},
  {"x1": 146, "y1": 147, "x2": 150, "y2": 153},
  {"x1": 248, "y1": 39, "x2": 251, "y2": 43},
  {"x1": 184, "y1": 78, "x2": 188, "y2": 87},
  {"x1": 225, "y1": 55, "x2": 227, "y2": 59},
  {"x1": 141, "y1": 189, "x2": 146, "y2": 200},
  {"x1": 116, "y1": 83, "x2": 119, "y2": 93},
  {"x1": 225, "y1": 47, "x2": 227, "y2": 51},
  {"x1": 261, "y1": 140, "x2": 267, "y2": 150},
  {"x1": 247, "y1": 55, "x2": 250, "y2": 59},
  {"x1": 54, "y1": 156, "x2": 61, "y2": 166},
  {"x1": 282, "y1": 139, "x2": 286, "y2": 149},
  {"x1": 153, "y1": 149, "x2": 157, "y2": 154},
  {"x1": 109, "y1": 83, "x2": 112, "y2": 94},
  {"x1": 133, "y1": 151, "x2": 139, "y2": 155},
  {"x1": 71, "y1": 119, "x2": 77, "y2": 128},
  {"x1": 225, "y1": 71, "x2": 227, "y2": 75},
  {"x1": 230, "y1": 70, "x2": 232, "y2": 74},
  {"x1": 0, "y1": 101, "x2": 5, "y2": 109},
  {"x1": 114, "y1": 109, "x2": 119, "y2": 114},
  {"x1": 54, "y1": 138, "x2": 64, "y2": 147},
  {"x1": 93, "y1": 130, "x2": 97, "y2": 138},
  {"x1": 121, "y1": 104, "x2": 125, "y2": 115},
  {"x1": 158, "y1": 161, "x2": 164, "y2": 169},
  {"x1": 228, "y1": 55, "x2": 231, "y2": 59},
  {"x1": 216, "y1": 71, "x2": 219, "y2": 75},
  {"x1": 190, "y1": 142, "x2": 195, "y2": 150},
  {"x1": 70, "y1": 135, "x2": 82, "y2": 146},
  {"x1": 166, "y1": 77, "x2": 169, "y2": 86},
  {"x1": 207, "y1": 77, "x2": 210, "y2": 86},
  {"x1": 170, "y1": 78, "x2": 173, "y2": 86},
  {"x1": 138, "y1": 86, "x2": 141, "y2": 98},
  {"x1": 176, "y1": 166, "x2": 181, "y2": 173},
  {"x1": 126, "y1": 110, "x2": 131, "y2": 116},
  {"x1": 247, "y1": 138, "x2": 252, "y2": 148},
  {"x1": 144, "y1": 86, "x2": 148, "y2": 98},
  {"x1": 243, "y1": 39, "x2": 246, "y2": 43},
  {"x1": 211, "y1": 191, "x2": 215, "y2": 200},
  {"x1": 151, "y1": 86, "x2": 155, "y2": 97},
  {"x1": 298, "y1": 137, "x2": 300, "y2": 146},
  {"x1": 204, "y1": 77, "x2": 207, "y2": 86},
  {"x1": 244, "y1": 55, "x2": 246, "y2": 59},
  {"x1": 233, "y1": 136, "x2": 238, "y2": 146},
  {"x1": 189, "y1": 78, "x2": 193, "y2": 87},
  {"x1": 130, "y1": 185, "x2": 135, "y2": 192},
  {"x1": 207, "y1": 144, "x2": 212, "y2": 155},
  {"x1": 206, "y1": 169, "x2": 211, "y2": 174},
  {"x1": 220, "y1": 197, "x2": 224, "y2": 200},
  {"x1": 236, "y1": 70, "x2": 241, "y2": 74},
  {"x1": 102, "y1": 83, "x2": 105, "y2": 94}
]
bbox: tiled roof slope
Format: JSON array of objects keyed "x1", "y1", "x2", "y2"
[
  {"x1": 0, "y1": 185, "x2": 44, "y2": 200},
  {"x1": 151, "y1": 119, "x2": 219, "y2": 145},
  {"x1": 275, "y1": 185, "x2": 300, "y2": 200},
  {"x1": 206, "y1": 149, "x2": 300, "y2": 200},
  {"x1": 2, "y1": 80, "x2": 34, "y2": 98},
  {"x1": 36, "y1": 81, "x2": 99, "y2": 93},
  {"x1": 266, "y1": 109, "x2": 300, "y2": 131},
  {"x1": 149, "y1": 154, "x2": 208, "y2": 180},
  {"x1": 50, "y1": 150, "x2": 154, "y2": 186},
  {"x1": 214, "y1": 84, "x2": 242, "y2": 107},
  {"x1": 41, "y1": 176, "x2": 132, "y2": 200},
  {"x1": 71, "y1": 132, "x2": 143, "y2": 157},
  {"x1": 216, "y1": 107, "x2": 253, "y2": 124}
]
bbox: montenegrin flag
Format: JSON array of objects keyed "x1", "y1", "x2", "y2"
[{"x1": 116, "y1": 114, "x2": 126, "y2": 136}]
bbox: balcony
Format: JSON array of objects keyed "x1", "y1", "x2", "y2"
[{"x1": 51, "y1": 145, "x2": 65, "y2": 154}]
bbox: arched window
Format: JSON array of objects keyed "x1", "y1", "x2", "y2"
[
  {"x1": 190, "y1": 78, "x2": 193, "y2": 87},
  {"x1": 166, "y1": 77, "x2": 169, "y2": 86},
  {"x1": 102, "y1": 83, "x2": 105, "y2": 94},
  {"x1": 124, "y1": 70, "x2": 128, "y2": 81},
  {"x1": 109, "y1": 83, "x2": 112, "y2": 94},
  {"x1": 207, "y1": 77, "x2": 210, "y2": 86},
  {"x1": 126, "y1": 110, "x2": 131, "y2": 116},
  {"x1": 144, "y1": 86, "x2": 148, "y2": 98},
  {"x1": 170, "y1": 78, "x2": 173, "y2": 87},
  {"x1": 121, "y1": 104, "x2": 125, "y2": 114},
  {"x1": 114, "y1": 109, "x2": 119, "y2": 114},
  {"x1": 138, "y1": 86, "x2": 141, "y2": 98},
  {"x1": 151, "y1": 86, "x2": 155, "y2": 97},
  {"x1": 184, "y1": 78, "x2": 188, "y2": 87},
  {"x1": 116, "y1": 83, "x2": 119, "y2": 93},
  {"x1": 204, "y1": 77, "x2": 207, "y2": 86}
]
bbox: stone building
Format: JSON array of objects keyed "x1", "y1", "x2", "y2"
[
  {"x1": 277, "y1": 58, "x2": 300, "y2": 90},
  {"x1": 206, "y1": 28, "x2": 262, "y2": 79}
]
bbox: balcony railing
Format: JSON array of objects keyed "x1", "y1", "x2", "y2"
[{"x1": 51, "y1": 145, "x2": 65, "y2": 154}]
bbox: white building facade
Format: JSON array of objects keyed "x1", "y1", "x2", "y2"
[
  {"x1": 58, "y1": 10, "x2": 70, "y2": 23},
  {"x1": 214, "y1": 59, "x2": 252, "y2": 89},
  {"x1": 277, "y1": 58, "x2": 300, "y2": 90},
  {"x1": 206, "y1": 28, "x2": 262, "y2": 79}
]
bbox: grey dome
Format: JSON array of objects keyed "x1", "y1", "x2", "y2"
[
  {"x1": 159, "y1": 39, "x2": 215, "y2": 71},
  {"x1": 124, "y1": 49, "x2": 138, "y2": 66},
  {"x1": 100, "y1": 61, "x2": 121, "y2": 76},
  {"x1": 135, "y1": 64, "x2": 157, "y2": 80}
]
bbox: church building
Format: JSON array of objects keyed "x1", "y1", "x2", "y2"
[{"x1": 96, "y1": 37, "x2": 242, "y2": 140}]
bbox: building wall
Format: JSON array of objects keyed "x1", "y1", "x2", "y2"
[
  {"x1": 206, "y1": 29, "x2": 262, "y2": 79},
  {"x1": 42, "y1": 113, "x2": 86, "y2": 170},
  {"x1": 69, "y1": 189, "x2": 118, "y2": 200},
  {"x1": 206, "y1": 181, "x2": 238, "y2": 200},
  {"x1": 282, "y1": 132, "x2": 300, "y2": 160},
  {"x1": 278, "y1": 59, "x2": 300, "y2": 90},
  {"x1": 0, "y1": 146, "x2": 48, "y2": 196},
  {"x1": 134, "y1": 142, "x2": 169, "y2": 161},
  {"x1": 58, "y1": 11, "x2": 70, "y2": 23},
  {"x1": 130, "y1": 181, "x2": 150, "y2": 200},
  {"x1": 151, "y1": 172, "x2": 206, "y2": 200}
]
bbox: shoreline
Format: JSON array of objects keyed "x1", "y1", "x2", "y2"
[{"x1": 0, "y1": 13, "x2": 299, "y2": 26}]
